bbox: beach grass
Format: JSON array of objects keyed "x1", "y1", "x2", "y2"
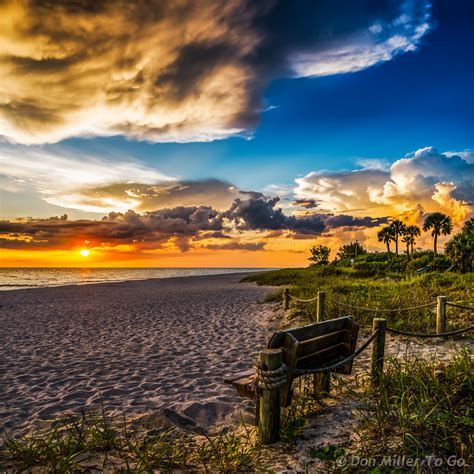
[
  {"x1": 353, "y1": 348, "x2": 473, "y2": 469},
  {"x1": 4, "y1": 350, "x2": 471, "y2": 472},
  {"x1": 0, "y1": 413, "x2": 263, "y2": 472},
  {"x1": 245, "y1": 267, "x2": 473, "y2": 332}
]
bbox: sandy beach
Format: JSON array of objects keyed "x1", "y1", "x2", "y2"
[{"x1": 0, "y1": 273, "x2": 279, "y2": 438}]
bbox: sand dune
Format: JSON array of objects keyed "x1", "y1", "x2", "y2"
[{"x1": 0, "y1": 274, "x2": 279, "y2": 438}]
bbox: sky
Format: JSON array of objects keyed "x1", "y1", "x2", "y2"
[{"x1": 0, "y1": 0, "x2": 473, "y2": 267}]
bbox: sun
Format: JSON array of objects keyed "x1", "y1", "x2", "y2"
[{"x1": 79, "y1": 249, "x2": 90, "y2": 257}]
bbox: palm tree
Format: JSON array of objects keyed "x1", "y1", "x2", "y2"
[
  {"x1": 446, "y1": 232, "x2": 473, "y2": 272},
  {"x1": 377, "y1": 227, "x2": 394, "y2": 260},
  {"x1": 388, "y1": 219, "x2": 406, "y2": 255},
  {"x1": 423, "y1": 212, "x2": 452, "y2": 256},
  {"x1": 404, "y1": 225, "x2": 421, "y2": 255},
  {"x1": 401, "y1": 232, "x2": 413, "y2": 260}
]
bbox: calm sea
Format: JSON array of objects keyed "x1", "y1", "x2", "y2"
[{"x1": 0, "y1": 268, "x2": 272, "y2": 291}]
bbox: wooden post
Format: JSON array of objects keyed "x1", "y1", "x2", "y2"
[
  {"x1": 371, "y1": 318, "x2": 386, "y2": 382},
  {"x1": 313, "y1": 372, "x2": 330, "y2": 397},
  {"x1": 436, "y1": 296, "x2": 447, "y2": 338},
  {"x1": 316, "y1": 291, "x2": 325, "y2": 322},
  {"x1": 283, "y1": 288, "x2": 290, "y2": 311},
  {"x1": 258, "y1": 349, "x2": 283, "y2": 444}
]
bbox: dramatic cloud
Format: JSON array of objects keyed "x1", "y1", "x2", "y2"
[
  {"x1": 292, "y1": 199, "x2": 318, "y2": 209},
  {"x1": 0, "y1": 145, "x2": 249, "y2": 213},
  {"x1": 204, "y1": 240, "x2": 266, "y2": 251},
  {"x1": 0, "y1": 195, "x2": 387, "y2": 251},
  {"x1": 0, "y1": 0, "x2": 431, "y2": 144},
  {"x1": 295, "y1": 147, "x2": 474, "y2": 224},
  {"x1": 0, "y1": 145, "x2": 175, "y2": 212},
  {"x1": 295, "y1": 169, "x2": 389, "y2": 214},
  {"x1": 79, "y1": 179, "x2": 245, "y2": 213},
  {"x1": 223, "y1": 195, "x2": 386, "y2": 235}
]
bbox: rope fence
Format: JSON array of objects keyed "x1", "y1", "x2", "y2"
[
  {"x1": 446, "y1": 302, "x2": 474, "y2": 311},
  {"x1": 285, "y1": 290, "x2": 472, "y2": 314},
  {"x1": 288, "y1": 295, "x2": 319, "y2": 303},
  {"x1": 325, "y1": 298, "x2": 436, "y2": 312},
  {"x1": 386, "y1": 325, "x2": 474, "y2": 338}
]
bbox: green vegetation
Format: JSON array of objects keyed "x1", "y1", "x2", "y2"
[
  {"x1": 446, "y1": 219, "x2": 474, "y2": 273},
  {"x1": 247, "y1": 214, "x2": 473, "y2": 331},
  {"x1": 355, "y1": 350, "x2": 473, "y2": 466},
  {"x1": 308, "y1": 244, "x2": 331, "y2": 266},
  {"x1": 0, "y1": 412, "x2": 262, "y2": 472},
  {"x1": 336, "y1": 241, "x2": 367, "y2": 260},
  {"x1": 245, "y1": 266, "x2": 473, "y2": 332}
]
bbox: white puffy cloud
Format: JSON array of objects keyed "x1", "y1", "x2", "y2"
[
  {"x1": 295, "y1": 169, "x2": 389, "y2": 214},
  {"x1": 295, "y1": 147, "x2": 474, "y2": 224}
]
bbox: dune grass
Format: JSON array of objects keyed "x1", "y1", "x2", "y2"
[
  {"x1": 0, "y1": 414, "x2": 261, "y2": 472},
  {"x1": 245, "y1": 267, "x2": 473, "y2": 332},
  {"x1": 353, "y1": 349, "x2": 473, "y2": 470}
]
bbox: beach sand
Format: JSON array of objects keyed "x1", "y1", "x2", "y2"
[{"x1": 0, "y1": 273, "x2": 279, "y2": 438}]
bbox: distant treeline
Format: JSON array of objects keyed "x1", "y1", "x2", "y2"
[{"x1": 309, "y1": 214, "x2": 473, "y2": 274}]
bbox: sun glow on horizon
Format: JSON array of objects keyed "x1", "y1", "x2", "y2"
[{"x1": 79, "y1": 249, "x2": 90, "y2": 257}]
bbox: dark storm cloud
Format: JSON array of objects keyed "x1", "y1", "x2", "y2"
[
  {"x1": 0, "y1": 196, "x2": 388, "y2": 250},
  {"x1": 293, "y1": 199, "x2": 318, "y2": 209},
  {"x1": 223, "y1": 196, "x2": 386, "y2": 235},
  {"x1": 0, "y1": 0, "x2": 431, "y2": 143},
  {"x1": 204, "y1": 240, "x2": 266, "y2": 251},
  {"x1": 325, "y1": 215, "x2": 388, "y2": 228}
]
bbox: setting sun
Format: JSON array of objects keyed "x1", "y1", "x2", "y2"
[{"x1": 79, "y1": 249, "x2": 90, "y2": 257}]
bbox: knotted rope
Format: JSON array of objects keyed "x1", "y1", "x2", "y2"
[{"x1": 255, "y1": 361, "x2": 288, "y2": 390}]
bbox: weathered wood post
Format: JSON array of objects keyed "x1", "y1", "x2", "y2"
[
  {"x1": 313, "y1": 371, "x2": 331, "y2": 397},
  {"x1": 371, "y1": 318, "x2": 386, "y2": 382},
  {"x1": 436, "y1": 296, "x2": 447, "y2": 338},
  {"x1": 314, "y1": 291, "x2": 329, "y2": 395},
  {"x1": 283, "y1": 288, "x2": 290, "y2": 311},
  {"x1": 258, "y1": 349, "x2": 283, "y2": 444},
  {"x1": 316, "y1": 291, "x2": 325, "y2": 322}
]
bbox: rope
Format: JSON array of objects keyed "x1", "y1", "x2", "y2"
[
  {"x1": 386, "y1": 325, "x2": 474, "y2": 338},
  {"x1": 289, "y1": 294, "x2": 319, "y2": 303},
  {"x1": 446, "y1": 302, "x2": 474, "y2": 311},
  {"x1": 325, "y1": 298, "x2": 436, "y2": 312},
  {"x1": 291, "y1": 331, "x2": 378, "y2": 376},
  {"x1": 255, "y1": 362, "x2": 288, "y2": 390}
]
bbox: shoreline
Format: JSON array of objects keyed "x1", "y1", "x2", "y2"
[
  {"x1": 0, "y1": 268, "x2": 274, "y2": 292},
  {"x1": 0, "y1": 273, "x2": 282, "y2": 438}
]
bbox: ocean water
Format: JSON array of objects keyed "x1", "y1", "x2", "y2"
[{"x1": 0, "y1": 268, "x2": 272, "y2": 291}]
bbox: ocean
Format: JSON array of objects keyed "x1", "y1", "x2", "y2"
[{"x1": 0, "y1": 268, "x2": 272, "y2": 291}]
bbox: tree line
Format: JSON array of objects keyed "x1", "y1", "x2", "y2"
[{"x1": 309, "y1": 213, "x2": 473, "y2": 273}]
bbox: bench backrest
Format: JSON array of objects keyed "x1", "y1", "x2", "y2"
[{"x1": 267, "y1": 316, "x2": 359, "y2": 405}]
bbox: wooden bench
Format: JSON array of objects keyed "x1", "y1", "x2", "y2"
[{"x1": 224, "y1": 316, "x2": 359, "y2": 406}]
